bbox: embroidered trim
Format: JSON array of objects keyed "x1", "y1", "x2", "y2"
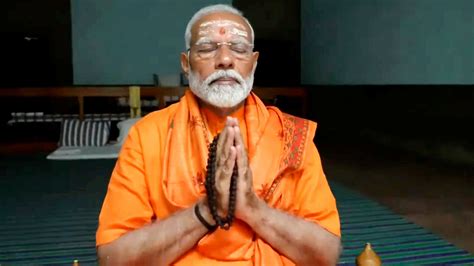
[
  {"x1": 264, "y1": 174, "x2": 283, "y2": 202},
  {"x1": 264, "y1": 113, "x2": 309, "y2": 201},
  {"x1": 280, "y1": 113, "x2": 309, "y2": 171}
]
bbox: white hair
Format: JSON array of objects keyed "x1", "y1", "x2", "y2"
[{"x1": 184, "y1": 4, "x2": 255, "y2": 50}]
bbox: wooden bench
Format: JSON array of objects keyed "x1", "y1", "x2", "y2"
[
  {"x1": 0, "y1": 86, "x2": 308, "y2": 153},
  {"x1": 0, "y1": 86, "x2": 307, "y2": 119}
]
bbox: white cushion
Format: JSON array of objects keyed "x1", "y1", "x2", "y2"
[{"x1": 116, "y1": 118, "x2": 141, "y2": 146}]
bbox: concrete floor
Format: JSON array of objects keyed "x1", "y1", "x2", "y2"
[{"x1": 318, "y1": 139, "x2": 474, "y2": 254}]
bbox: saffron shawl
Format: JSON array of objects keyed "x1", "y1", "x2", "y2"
[{"x1": 97, "y1": 90, "x2": 340, "y2": 265}]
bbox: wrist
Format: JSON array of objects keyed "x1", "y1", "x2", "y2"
[
  {"x1": 238, "y1": 194, "x2": 266, "y2": 226},
  {"x1": 195, "y1": 200, "x2": 217, "y2": 232}
]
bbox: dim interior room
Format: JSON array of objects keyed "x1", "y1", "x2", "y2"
[{"x1": 0, "y1": 0, "x2": 473, "y2": 264}]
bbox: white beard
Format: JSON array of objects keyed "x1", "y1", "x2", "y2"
[{"x1": 188, "y1": 66, "x2": 256, "y2": 108}]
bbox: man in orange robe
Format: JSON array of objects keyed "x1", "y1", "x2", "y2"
[{"x1": 96, "y1": 4, "x2": 341, "y2": 265}]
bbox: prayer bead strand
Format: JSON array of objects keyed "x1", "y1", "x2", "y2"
[{"x1": 205, "y1": 134, "x2": 237, "y2": 230}]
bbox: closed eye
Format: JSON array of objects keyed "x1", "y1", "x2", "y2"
[{"x1": 196, "y1": 43, "x2": 217, "y2": 53}]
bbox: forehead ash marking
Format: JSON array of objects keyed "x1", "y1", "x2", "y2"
[
  {"x1": 229, "y1": 28, "x2": 248, "y2": 38},
  {"x1": 197, "y1": 20, "x2": 249, "y2": 38},
  {"x1": 194, "y1": 20, "x2": 251, "y2": 46},
  {"x1": 199, "y1": 20, "x2": 247, "y2": 30}
]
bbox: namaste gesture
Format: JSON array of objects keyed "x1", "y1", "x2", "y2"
[{"x1": 207, "y1": 117, "x2": 258, "y2": 228}]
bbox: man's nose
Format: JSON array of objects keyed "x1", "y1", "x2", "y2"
[{"x1": 214, "y1": 46, "x2": 235, "y2": 69}]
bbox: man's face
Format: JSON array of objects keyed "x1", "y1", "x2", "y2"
[{"x1": 181, "y1": 12, "x2": 259, "y2": 108}]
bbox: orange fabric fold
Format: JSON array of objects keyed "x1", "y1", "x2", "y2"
[{"x1": 96, "y1": 90, "x2": 340, "y2": 265}]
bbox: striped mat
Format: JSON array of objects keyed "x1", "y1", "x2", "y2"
[
  {"x1": 0, "y1": 157, "x2": 472, "y2": 265},
  {"x1": 333, "y1": 185, "x2": 474, "y2": 265},
  {"x1": 0, "y1": 193, "x2": 102, "y2": 265}
]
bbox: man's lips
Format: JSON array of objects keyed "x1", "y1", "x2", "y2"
[{"x1": 211, "y1": 77, "x2": 239, "y2": 85}]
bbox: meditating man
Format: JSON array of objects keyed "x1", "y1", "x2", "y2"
[{"x1": 96, "y1": 4, "x2": 341, "y2": 265}]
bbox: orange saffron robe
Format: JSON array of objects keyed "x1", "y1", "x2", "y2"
[{"x1": 96, "y1": 90, "x2": 340, "y2": 265}]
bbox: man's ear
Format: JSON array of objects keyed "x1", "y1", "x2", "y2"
[
  {"x1": 252, "y1": 51, "x2": 259, "y2": 63},
  {"x1": 180, "y1": 52, "x2": 190, "y2": 75}
]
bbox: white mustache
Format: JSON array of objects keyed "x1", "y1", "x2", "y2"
[
  {"x1": 203, "y1": 70, "x2": 245, "y2": 86},
  {"x1": 187, "y1": 63, "x2": 256, "y2": 108}
]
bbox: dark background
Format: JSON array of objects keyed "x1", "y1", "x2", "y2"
[
  {"x1": 0, "y1": 0, "x2": 72, "y2": 87},
  {"x1": 0, "y1": 0, "x2": 473, "y2": 255},
  {"x1": 0, "y1": 0, "x2": 473, "y2": 166}
]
